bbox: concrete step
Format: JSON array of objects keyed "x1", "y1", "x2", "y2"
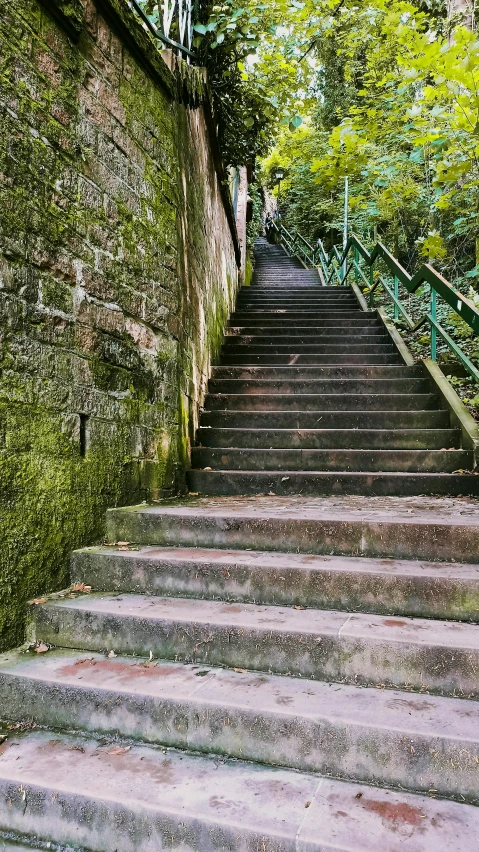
[
  {"x1": 72, "y1": 544, "x2": 479, "y2": 621},
  {"x1": 191, "y1": 447, "x2": 470, "y2": 473},
  {"x1": 188, "y1": 469, "x2": 479, "y2": 497},
  {"x1": 208, "y1": 379, "x2": 431, "y2": 395},
  {"x1": 2, "y1": 649, "x2": 479, "y2": 800},
  {"x1": 231, "y1": 311, "x2": 372, "y2": 320},
  {"x1": 235, "y1": 301, "x2": 360, "y2": 310},
  {"x1": 219, "y1": 353, "x2": 402, "y2": 365},
  {"x1": 1, "y1": 730, "x2": 477, "y2": 852},
  {"x1": 32, "y1": 593, "x2": 479, "y2": 696},
  {"x1": 221, "y1": 344, "x2": 396, "y2": 354},
  {"x1": 196, "y1": 428, "x2": 461, "y2": 450},
  {"x1": 106, "y1": 495, "x2": 479, "y2": 563},
  {"x1": 200, "y1": 410, "x2": 452, "y2": 429},
  {"x1": 236, "y1": 297, "x2": 359, "y2": 304},
  {"x1": 224, "y1": 334, "x2": 389, "y2": 346},
  {"x1": 228, "y1": 325, "x2": 386, "y2": 336},
  {"x1": 204, "y1": 393, "x2": 440, "y2": 411},
  {"x1": 211, "y1": 365, "x2": 426, "y2": 380},
  {"x1": 229, "y1": 317, "x2": 382, "y2": 327}
]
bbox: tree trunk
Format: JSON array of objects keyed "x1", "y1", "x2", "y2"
[{"x1": 447, "y1": 0, "x2": 474, "y2": 28}]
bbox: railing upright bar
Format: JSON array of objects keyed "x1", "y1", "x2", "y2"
[{"x1": 430, "y1": 287, "x2": 437, "y2": 362}]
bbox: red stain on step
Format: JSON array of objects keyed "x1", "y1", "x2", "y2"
[
  {"x1": 362, "y1": 799, "x2": 425, "y2": 830},
  {"x1": 58, "y1": 658, "x2": 179, "y2": 680},
  {"x1": 383, "y1": 619, "x2": 407, "y2": 627}
]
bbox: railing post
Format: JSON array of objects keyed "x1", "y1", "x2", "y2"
[
  {"x1": 430, "y1": 287, "x2": 437, "y2": 361},
  {"x1": 354, "y1": 248, "x2": 359, "y2": 285},
  {"x1": 394, "y1": 275, "x2": 399, "y2": 321},
  {"x1": 369, "y1": 264, "x2": 374, "y2": 307}
]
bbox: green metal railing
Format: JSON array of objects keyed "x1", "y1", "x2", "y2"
[{"x1": 268, "y1": 221, "x2": 479, "y2": 382}]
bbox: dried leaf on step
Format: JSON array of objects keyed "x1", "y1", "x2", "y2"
[
  {"x1": 116, "y1": 542, "x2": 130, "y2": 547},
  {"x1": 34, "y1": 642, "x2": 49, "y2": 654},
  {"x1": 72, "y1": 583, "x2": 91, "y2": 593},
  {"x1": 29, "y1": 598, "x2": 47, "y2": 606},
  {"x1": 233, "y1": 667, "x2": 247, "y2": 674},
  {"x1": 293, "y1": 605, "x2": 306, "y2": 610},
  {"x1": 107, "y1": 745, "x2": 131, "y2": 756},
  {"x1": 107, "y1": 650, "x2": 117, "y2": 658}
]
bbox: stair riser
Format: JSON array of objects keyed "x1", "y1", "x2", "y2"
[
  {"x1": 106, "y1": 505, "x2": 479, "y2": 563},
  {"x1": 229, "y1": 319, "x2": 381, "y2": 327},
  {"x1": 200, "y1": 411, "x2": 451, "y2": 429},
  {"x1": 219, "y1": 355, "x2": 401, "y2": 365},
  {"x1": 33, "y1": 605, "x2": 479, "y2": 698},
  {"x1": 208, "y1": 380, "x2": 431, "y2": 395},
  {"x1": 187, "y1": 470, "x2": 479, "y2": 498},
  {"x1": 235, "y1": 301, "x2": 360, "y2": 309},
  {"x1": 222, "y1": 345, "x2": 395, "y2": 354},
  {"x1": 71, "y1": 549, "x2": 479, "y2": 622},
  {"x1": 224, "y1": 336, "x2": 389, "y2": 346},
  {"x1": 191, "y1": 448, "x2": 469, "y2": 473},
  {"x1": 196, "y1": 429, "x2": 460, "y2": 450},
  {"x1": 228, "y1": 327, "x2": 386, "y2": 336},
  {"x1": 0, "y1": 765, "x2": 299, "y2": 852},
  {"x1": 2, "y1": 727, "x2": 479, "y2": 852},
  {"x1": 1, "y1": 669, "x2": 478, "y2": 802},
  {"x1": 205, "y1": 394, "x2": 440, "y2": 411},
  {"x1": 231, "y1": 312, "x2": 372, "y2": 320},
  {"x1": 211, "y1": 366, "x2": 425, "y2": 380}
]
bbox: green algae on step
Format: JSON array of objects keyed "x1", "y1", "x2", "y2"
[
  {"x1": 1, "y1": 730, "x2": 478, "y2": 852},
  {"x1": 1, "y1": 648, "x2": 479, "y2": 800},
  {"x1": 72, "y1": 544, "x2": 479, "y2": 620},
  {"x1": 32, "y1": 592, "x2": 479, "y2": 696}
]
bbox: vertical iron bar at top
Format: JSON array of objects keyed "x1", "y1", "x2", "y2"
[
  {"x1": 430, "y1": 287, "x2": 437, "y2": 361},
  {"x1": 394, "y1": 275, "x2": 399, "y2": 321},
  {"x1": 341, "y1": 176, "x2": 349, "y2": 284}
]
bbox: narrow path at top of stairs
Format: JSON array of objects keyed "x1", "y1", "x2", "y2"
[{"x1": 188, "y1": 236, "x2": 479, "y2": 497}]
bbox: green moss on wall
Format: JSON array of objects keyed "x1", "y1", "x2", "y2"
[{"x1": 0, "y1": 0, "x2": 239, "y2": 650}]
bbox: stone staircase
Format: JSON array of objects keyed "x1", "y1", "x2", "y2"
[
  {"x1": 0, "y1": 240, "x2": 479, "y2": 849},
  {"x1": 189, "y1": 237, "x2": 479, "y2": 497}
]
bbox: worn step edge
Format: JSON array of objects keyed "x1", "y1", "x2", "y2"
[
  {"x1": 105, "y1": 499, "x2": 479, "y2": 564},
  {"x1": 72, "y1": 544, "x2": 479, "y2": 620},
  {"x1": 195, "y1": 428, "x2": 461, "y2": 451},
  {"x1": 2, "y1": 730, "x2": 479, "y2": 851},
  {"x1": 190, "y1": 448, "x2": 470, "y2": 474},
  {"x1": 32, "y1": 593, "x2": 479, "y2": 698},
  {"x1": 187, "y1": 469, "x2": 479, "y2": 498},
  {"x1": 1, "y1": 648, "x2": 479, "y2": 801}
]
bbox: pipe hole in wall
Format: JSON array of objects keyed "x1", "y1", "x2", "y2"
[{"x1": 79, "y1": 413, "x2": 90, "y2": 458}]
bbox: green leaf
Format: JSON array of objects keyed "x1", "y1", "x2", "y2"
[
  {"x1": 193, "y1": 23, "x2": 207, "y2": 34},
  {"x1": 291, "y1": 114, "x2": 303, "y2": 128}
]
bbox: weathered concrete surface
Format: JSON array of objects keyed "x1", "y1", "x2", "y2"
[
  {"x1": 1, "y1": 648, "x2": 479, "y2": 800},
  {"x1": 106, "y1": 495, "x2": 479, "y2": 563},
  {"x1": 32, "y1": 593, "x2": 479, "y2": 696},
  {"x1": 0, "y1": 731, "x2": 478, "y2": 851},
  {"x1": 72, "y1": 545, "x2": 479, "y2": 621}
]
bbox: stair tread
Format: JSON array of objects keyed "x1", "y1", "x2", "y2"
[
  {"x1": 1, "y1": 730, "x2": 478, "y2": 852},
  {"x1": 2, "y1": 647, "x2": 479, "y2": 738},
  {"x1": 106, "y1": 494, "x2": 479, "y2": 526},
  {"x1": 36, "y1": 591, "x2": 479, "y2": 650},
  {"x1": 78, "y1": 543, "x2": 479, "y2": 581}
]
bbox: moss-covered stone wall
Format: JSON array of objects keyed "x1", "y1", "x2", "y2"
[{"x1": 0, "y1": 0, "x2": 241, "y2": 649}]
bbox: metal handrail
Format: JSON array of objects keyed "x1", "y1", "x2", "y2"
[
  {"x1": 130, "y1": 0, "x2": 197, "y2": 60},
  {"x1": 267, "y1": 222, "x2": 479, "y2": 382}
]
